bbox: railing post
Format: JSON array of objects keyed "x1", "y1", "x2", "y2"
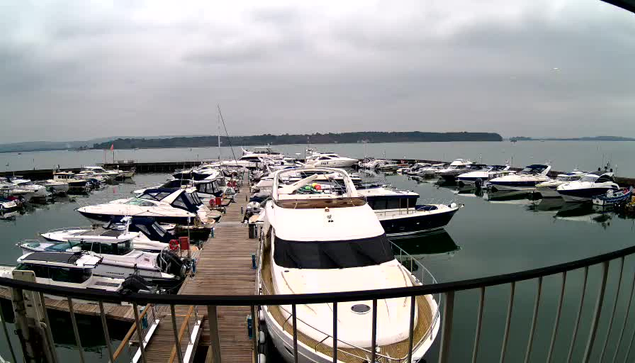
[
  {"x1": 611, "y1": 262, "x2": 635, "y2": 363},
  {"x1": 171, "y1": 305, "x2": 184, "y2": 363},
  {"x1": 438, "y1": 291, "x2": 455, "y2": 363},
  {"x1": 547, "y1": 271, "x2": 567, "y2": 363},
  {"x1": 567, "y1": 266, "x2": 589, "y2": 363},
  {"x1": 292, "y1": 304, "x2": 299, "y2": 363},
  {"x1": 371, "y1": 299, "x2": 378, "y2": 363},
  {"x1": 207, "y1": 305, "x2": 222, "y2": 363},
  {"x1": 332, "y1": 302, "x2": 338, "y2": 363},
  {"x1": 98, "y1": 300, "x2": 114, "y2": 363},
  {"x1": 67, "y1": 297, "x2": 85, "y2": 363},
  {"x1": 582, "y1": 261, "x2": 610, "y2": 363},
  {"x1": 500, "y1": 282, "x2": 516, "y2": 363},
  {"x1": 599, "y1": 257, "x2": 624, "y2": 362},
  {"x1": 472, "y1": 287, "x2": 485, "y2": 363},
  {"x1": 407, "y1": 295, "x2": 417, "y2": 363},
  {"x1": 132, "y1": 302, "x2": 147, "y2": 363}
]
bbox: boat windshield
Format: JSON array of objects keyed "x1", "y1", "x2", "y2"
[
  {"x1": 521, "y1": 165, "x2": 547, "y2": 174},
  {"x1": 273, "y1": 234, "x2": 394, "y2": 269},
  {"x1": 581, "y1": 174, "x2": 600, "y2": 183},
  {"x1": 46, "y1": 242, "x2": 80, "y2": 252},
  {"x1": 81, "y1": 241, "x2": 132, "y2": 255},
  {"x1": 126, "y1": 199, "x2": 157, "y2": 207}
]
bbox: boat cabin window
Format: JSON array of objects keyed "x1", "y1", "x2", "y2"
[
  {"x1": 126, "y1": 199, "x2": 156, "y2": 207},
  {"x1": 274, "y1": 234, "x2": 394, "y2": 269},
  {"x1": 595, "y1": 174, "x2": 614, "y2": 183},
  {"x1": 81, "y1": 241, "x2": 132, "y2": 255},
  {"x1": 139, "y1": 191, "x2": 173, "y2": 201},
  {"x1": 521, "y1": 165, "x2": 547, "y2": 174},
  {"x1": 16, "y1": 264, "x2": 91, "y2": 283},
  {"x1": 581, "y1": 174, "x2": 600, "y2": 183}
]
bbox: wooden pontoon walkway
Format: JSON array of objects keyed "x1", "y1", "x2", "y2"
[{"x1": 141, "y1": 181, "x2": 257, "y2": 362}]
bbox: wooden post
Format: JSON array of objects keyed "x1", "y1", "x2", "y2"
[{"x1": 206, "y1": 306, "x2": 222, "y2": 363}]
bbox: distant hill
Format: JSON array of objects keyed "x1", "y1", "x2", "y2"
[
  {"x1": 509, "y1": 136, "x2": 635, "y2": 142},
  {"x1": 91, "y1": 131, "x2": 503, "y2": 150}
]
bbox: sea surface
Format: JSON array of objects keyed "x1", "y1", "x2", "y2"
[
  {"x1": 1, "y1": 140, "x2": 634, "y2": 175},
  {"x1": 1, "y1": 167, "x2": 634, "y2": 362}
]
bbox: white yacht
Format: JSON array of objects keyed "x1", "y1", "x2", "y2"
[
  {"x1": 77, "y1": 188, "x2": 208, "y2": 225},
  {"x1": 457, "y1": 165, "x2": 513, "y2": 187},
  {"x1": 358, "y1": 158, "x2": 392, "y2": 170},
  {"x1": 39, "y1": 217, "x2": 174, "y2": 252},
  {"x1": 488, "y1": 164, "x2": 552, "y2": 191},
  {"x1": 81, "y1": 166, "x2": 120, "y2": 181},
  {"x1": 535, "y1": 171, "x2": 585, "y2": 198},
  {"x1": 417, "y1": 163, "x2": 446, "y2": 178},
  {"x1": 38, "y1": 179, "x2": 70, "y2": 195},
  {"x1": 0, "y1": 252, "x2": 153, "y2": 295},
  {"x1": 258, "y1": 168, "x2": 440, "y2": 363},
  {"x1": 434, "y1": 159, "x2": 472, "y2": 181},
  {"x1": 556, "y1": 173, "x2": 620, "y2": 202},
  {"x1": 53, "y1": 171, "x2": 91, "y2": 193},
  {"x1": 306, "y1": 152, "x2": 358, "y2": 168},
  {"x1": 242, "y1": 146, "x2": 284, "y2": 160},
  {"x1": 400, "y1": 163, "x2": 431, "y2": 176},
  {"x1": 356, "y1": 185, "x2": 460, "y2": 237},
  {"x1": 17, "y1": 237, "x2": 186, "y2": 285},
  {"x1": 7, "y1": 177, "x2": 49, "y2": 201}
]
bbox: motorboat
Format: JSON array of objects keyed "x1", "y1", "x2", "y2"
[
  {"x1": 17, "y1": 237, "x2": 187, "y2": 285},
  {"x1": 457, "y1": 165, "x2": 512, "y2": 187},
  {"x1": 400, "y1": 163, "x2": 431, "y2": 176},
  {"x1": 40, "y1": 217, "x2": 175, "y2": 252},
  {"x1": 53, "y1": 171, "x2": 91, "y2": 193},
  {"x1": 38, "y1": 179, "x2": 70, "y2": 195},
  {"x1": 417, "y1": 163, "x2": 446, "y2": 178},
  {"x1": 80, "y1": 166, "x2": 119, "y2": 182},
  {"x1": 535, "y1": 171, "x2": 585, "y2": 198},
  {"x1": 242, "y1": 146, "x2": 284, "y2": 160},
  {"x1": 258, "y1": 167, "x2": 440, "y2": 362},
  {"x1": 306, "y1": 152, "x2": 358, "y2": 168},
  {"x1": 434, "y1": 159, "x2": 473, "y2": 183},
  {"x1": 0, "y1": 252, "x2": 153, "y2": 295},
  {"x1": 0, "y1": 196, "x2": 22, "y2": 215},
  {"x1": 77, "y1": 188, "x2": 208, "y2": 225},
  {"x1": 557, "y1": 173, "x2": 620, "y2": 203},
  {"x1": 593, "y1": 187, "x2": 632, "y2": 206},
  {"x1": 358, "y1": 158, "x2": 392, "y2": 170},
  {"x1": 138, "y1": 167, "x2": 227, "y2": 203},
  {"x1": 7, "y1": 177, "x2": 49, "y2": 201},
  {"x1": 488, "y1": 164, "x2": 552, "y2": 191},
  {"x1": 356, "y1": 185, "x2": 460, "y2": 237}
]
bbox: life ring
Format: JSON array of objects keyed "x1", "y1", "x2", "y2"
[{"x1": 169, "y1": 239, "x2": 179, "y2": 251}]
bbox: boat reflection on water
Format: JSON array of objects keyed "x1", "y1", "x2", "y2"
[
  {"x1": 554, "y1": 202, "x2": 613, "y2": 227},
  {"x1": 390, "y1": 230, "x2": 460, "y2": 269},
  {"x1": 483, "y1": 190, "x2": 539, "y2": 204},
  {"x1": 527, "y1": 197, "x2": 566, "y2": 213},
  {"x1": 453, "y1": 184, "x2": 485, "y2": 198}
]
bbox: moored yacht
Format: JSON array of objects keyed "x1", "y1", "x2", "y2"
[
  {"x1": 557, "y1": 173, "x2": 620, "y2": 203},
  {"x1": 53, "y1": 171, "x2": 91, "y2": 193},
  {"x1": 488, "y1": 164, "x2": 552, "y2": 191},
  {"x1": 77, "y1": 188, "x2": 207, "y2": 225},
  {"x1": 434, "y1": 159, "x2": 472, "y2": 182},
  {"x1": 457, "y1": 165, "x2": 512, "y2": 187},
  {"x1": 306, "y1": 152, "x2": 358, "y2": 168},
  {"x1": 535, "y1": 170, "x2": 585, "y2": 198},
  {"x1": 258, "y1": 168, "x2": 440, "y2": 363},
  {"x1": 356, "y1": 185, "x2": 460, "y2": 236},
  {"x1": 0, "y1": 252, "x2": 153, "y2": 296}
]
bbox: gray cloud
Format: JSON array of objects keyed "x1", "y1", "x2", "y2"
[{"x1": 0, "y1": 0, "x2": 634, "y2": 143}]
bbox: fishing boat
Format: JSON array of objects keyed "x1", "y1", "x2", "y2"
[
  {"x1": 592, "y1": 187, "x2": 633, "y2": 206},
  {"x1": 258, "y1": 167, "x2": 440, "y2": 362}
]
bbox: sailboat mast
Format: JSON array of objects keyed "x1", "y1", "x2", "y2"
[{"x1": 217, "y1": 113, "x2": 222, "y2": 161}]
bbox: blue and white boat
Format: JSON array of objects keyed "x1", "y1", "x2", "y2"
[
  {"x1": 488, "y1": 164, "x2": 552, "y2": 192},
  {"x1": 593, "y1": 187, "x2": 632, "y2": 206},
  {"x1": 557, "y1": 173, "x2": 620, "y2": 203}
]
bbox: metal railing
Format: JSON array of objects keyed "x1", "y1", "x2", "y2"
[{"x1": 1, "y1": 243, "x2": 635, "y2": 362}]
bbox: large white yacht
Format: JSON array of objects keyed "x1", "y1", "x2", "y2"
[
  {"x1": 258, "y1": 168, "x2": 440, "y2": 363},
  {"x1": 535, "y1": 170, "x2": 585, "y2": 198},
  {"x1": 434, "y1": 159, "x2": 472, "y2": 181},
  {"x1": 457, "y1": 165, "x2": 512, "y2": 187},
  {"x1": 488, "y1": 164, "x2": 552, "y2": 191},
  {"x1": 556, "y1": 173, "x2": 620, "y2": 202},
  {"x1": 306, "y1": 152, "x2": 358, "y2": 168},
  {"x1": 77, "y1": 188, "x2": 207, "y2": 225}
]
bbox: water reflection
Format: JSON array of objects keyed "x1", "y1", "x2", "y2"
[
  {"x1": 554, "y1": 202, "x2": 613, "y2": 227},
  {"x1": 527, "y1": 197, "x2": 566, "y2": 213},
  {"x1": 483, "y1": 190, "x2": 537, "y2": 203},
  {"x1": 390, "y1": 230, "x2": 460, "y2": 260}
]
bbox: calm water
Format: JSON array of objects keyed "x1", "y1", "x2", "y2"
[
  {"x1": 1, "y1": 171, "x2": 635, "y2": 362},
  {"x1": 2, "y1": 140, "x2": 634, "y2": 175}
]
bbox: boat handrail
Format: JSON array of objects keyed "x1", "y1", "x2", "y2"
[{"x1": 43, "y1": 226, "x2": 94, "y2": 233}]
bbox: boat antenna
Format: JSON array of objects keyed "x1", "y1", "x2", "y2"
[{"x1": 217, "y1": 105, "x2": 237, "y2": 162}]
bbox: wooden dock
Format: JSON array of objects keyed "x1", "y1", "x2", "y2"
[{"x1": 140, "y1": 181, "x2": 257, "y2": 362}]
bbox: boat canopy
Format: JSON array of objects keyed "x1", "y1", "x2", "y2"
[{"x1": 521, "y1": 164, "x2": 549, "y2": 174}]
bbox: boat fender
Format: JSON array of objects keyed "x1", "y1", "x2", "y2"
[
  {"x1": 258, "y1": 353, "x2": 266, "y2": 363},
  {"x1": 259, "y1": 331, "x2": 266, "y2": 344},
  {"x1": 259, "y1": 310, "x2": 265, "y2": 322}
]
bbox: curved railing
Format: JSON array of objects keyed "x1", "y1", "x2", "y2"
[{"x1": 1, "y1": 243, "x2": 635, "y2": 363}]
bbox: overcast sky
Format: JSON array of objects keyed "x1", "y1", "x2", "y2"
[{"x1": 0, "y1": 0, "x2": 634, "y2": 143}]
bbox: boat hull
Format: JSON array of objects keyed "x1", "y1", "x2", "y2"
[
  {"x1": 488, "y1": 181, "x2": 541, "y2": 192},
  {"x1": 558, "y1": 187, "x2": 615, "y2": 203},
  {"x1": 377, "y1": 205, "x2": 459, "y2": 237},
  {"x1": 78, "y1": 210, "x2": 192, "y2": 225}
]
